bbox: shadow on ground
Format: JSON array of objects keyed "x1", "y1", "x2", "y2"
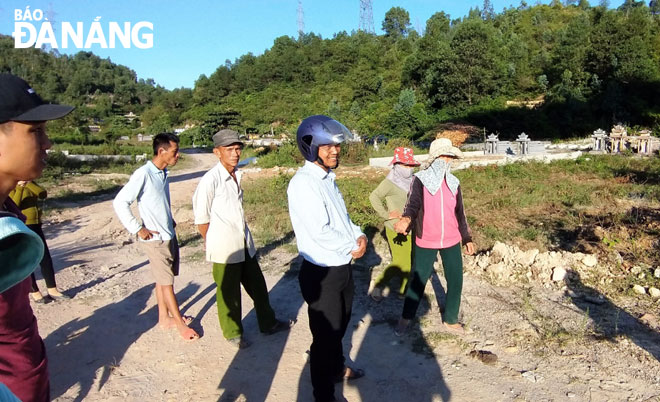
[
  {"x1": 567, "y1": 270, "x2": 660, "y2": 362},
  {"x1": 47, "y1": 283, "x2": 200, "y2": 401}
]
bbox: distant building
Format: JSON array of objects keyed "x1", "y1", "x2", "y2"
[
  {"x1": 124, "y1": 112, "x2": 138, "y2": 121},
  {"x1": 137, "y1": 134, "x2": 153, "y2": 142}
]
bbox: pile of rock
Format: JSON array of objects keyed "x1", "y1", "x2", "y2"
[
  {"x1": 629, "y1": 265, "x2": 660, "y2": 300},
  {"x1": 464, "y1": 242, "x2": 660, "y2": 301},
  {"x1": 464, "y1": 241, "x2": 599, "y2": 286}
]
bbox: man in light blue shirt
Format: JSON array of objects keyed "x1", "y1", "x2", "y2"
[
  {"x1": 113, "y1": 133, "x2": 198, "y2": 341},
  {"x1": 287, "y1": 115, "x2": 366, "y2": 402}
]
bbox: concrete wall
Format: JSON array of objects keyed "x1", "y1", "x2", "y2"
[{"x1": 369, "y1": 151, "x2": 583, "y2": 170}]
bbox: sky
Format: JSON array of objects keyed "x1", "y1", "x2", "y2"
[{"x1": 0, "y1": 0, "x2": 551, "y2": 90}]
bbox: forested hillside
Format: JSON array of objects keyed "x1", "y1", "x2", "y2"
[{"x1": 2, "y1": 0, "x2": 659, "y2": 142}]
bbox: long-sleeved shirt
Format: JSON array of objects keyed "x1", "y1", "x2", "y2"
[
  {"x1": 403, "y1": 176, "x2": 471, "y2": 249},
  {"x1": 0, "y1": 198, "x2": 49, "y2": 402},
  {"x1": 9, "y1": 181, "x2": 47, "y2": 225},
  {"x1": 417, "y1": 179, "x2": 462, "y2": 249},
  {"x1": 192, "y1": 162, "x2": 255, "y2": 264},
  {"x1": 113, "y1": 161, "x2": 174, "y2": 241},
  {"x1": 287, "y1": 161, "x2": 364, "y2": 267},
  {"x1": 369, "y1": 178, "x2": 407, "y2": 231}
]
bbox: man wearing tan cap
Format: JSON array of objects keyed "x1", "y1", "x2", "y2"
[{"x1": 193, "y1": 129, "x2": 293, "y2": 349}]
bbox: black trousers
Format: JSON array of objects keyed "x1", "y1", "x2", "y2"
[
  {"x1": 27, "y1": 224, "x2": 57, "y2": 291},
  {"x1": 299, "y1": 259, "x2": 353, "y2": 402}
]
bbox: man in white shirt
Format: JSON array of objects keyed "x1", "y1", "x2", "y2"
[
  {"x1": 287, "y1": 115, "x2": 367, "y2": 402},
  {"x1": 193, "y1": 129, "x2": 292, "y2": 349},
  {"x1": 113, "y1": 133, "x2": 199, "y2": 341}
]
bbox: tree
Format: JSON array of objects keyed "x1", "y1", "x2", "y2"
[
  {"x1": 618, "y1": 0, "x2": 645, "y2": 16},
  {"x1": 382, "y1": 7, "x2": 411, "y2": 39},
  {"x1": 549, "y1": 13, "x2": 592, "y2": 94},
  {"x1": 102, "y1": 116, "x2": 131, "y2": 144},
  {"x1": 424, "y1": 12, "x2": 451, "y2": 39},
  {"x1": 482, "y1": 0, "x2": 495, "y2": 19},
  {"x1": 649, "y1": 0, "x2": 660, "y2": 14},
  {"x1": 432, "y1": 20, "x2": 503, "y2": 106},
  {"x1": 199, "y1": 109, "x2": 242, "y2": 144},
  {"x1": 387, "y1": 88, "x2": 427, "y2": 138}
]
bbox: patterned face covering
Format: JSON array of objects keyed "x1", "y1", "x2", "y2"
[
  {"x1": 386, "y1": 164, "x2": 414, "y2": 192},
  {"x1": 414, "y1": 158, "x2": 460, "y2": 196}
]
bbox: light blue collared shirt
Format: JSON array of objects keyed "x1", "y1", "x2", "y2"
[
  {"x1": 287, "y1": 161, "x2": 364, "y2": 267},
  {"x1": 113, "y1": 161, "x2": 174, "y2": 241}
]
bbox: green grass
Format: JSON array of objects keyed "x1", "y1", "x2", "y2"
[
  {"x1": 243, "y1": 173, "x2": 294, "y2": 246},
  {"x1": 51, "y1": 143, "x2": 153, "y2": 156},
  {"x1": 255, "y1": 143, "x2": 304, "y2": 168},
  {"x1": 42, "y1": 151, "x2": 142, "y2": 184},
  {"x1": 242, "y1": 154, "x2": 660, "y2": 264},
  {"x1": 458, "y1": 154, "x2": 660, "y2": 253}
]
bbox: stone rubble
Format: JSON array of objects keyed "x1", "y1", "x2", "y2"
[
  {"x1": 464, "y1": 241, "x2": 602, "y2": 286},
  {"x1": 649, "y1": 287, "x2": 660, "y2": 300},
  {"x1": 632, "y1": 285, "x2": 647, "y2": 295}
]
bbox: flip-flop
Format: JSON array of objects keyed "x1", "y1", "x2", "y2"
[{"x1": 334, "y1": 366, "x2": 365, "y2": 383}]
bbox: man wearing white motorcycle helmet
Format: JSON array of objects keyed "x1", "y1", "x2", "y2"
[{"x1": 287, "y1": 115, "x2": 367, "y2": 402}]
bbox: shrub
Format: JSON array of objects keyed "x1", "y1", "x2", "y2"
[
  {"x1": 256, "y1": 143, "x2": 304, "y2": 168},
  {"x1": 339, "y1": 142, "x2": 369, "y2": 165}
]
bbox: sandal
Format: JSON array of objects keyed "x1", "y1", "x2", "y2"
[
  {"x1": 394, "y1": 318, "x2": 410, "y2": 337},
  {"x1": 334, "y1": 366, "x2": 365, "y2": 383},
  {"x1": 443, "y1": 322, "x2": 465, "y2": 335},
  {"x1": 370, "y1": 287, "x2": 383, "y2": 302}
]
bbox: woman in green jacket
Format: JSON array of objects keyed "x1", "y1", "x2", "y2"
[
  {"x1": 368, "y1": 147, "x2": 419, "y2": 301},
  {"x1": 10, "y1": 181, "x2": 69, "y2": 303}
]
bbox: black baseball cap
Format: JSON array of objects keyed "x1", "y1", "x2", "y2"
[{"x1": 0, "y1": 73, "x2": 74, "y2": 124}]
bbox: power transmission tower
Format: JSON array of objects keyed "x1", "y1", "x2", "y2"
[
  {"x1": 44, "y1": 3, "x2": 58, "y2": 53},
  {"x1": 359, "y1": 0, "x2": 374, "y2": 33},
  {"x1": 297, "y1": 0, "x2": 305, "y2": 37}
]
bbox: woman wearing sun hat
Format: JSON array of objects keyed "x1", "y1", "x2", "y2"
[
  {"x1": 368, "y1": 147, "x2": 419, "y2": 301},
  {"x1": 393, "y1": 138, "x2": 475, "y2": 335}
]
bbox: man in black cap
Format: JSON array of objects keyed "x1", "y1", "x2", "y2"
[
  {"x1": 0, "y1": 73, "x2": 73, "y2": 402},
  {"x1": 192, "y1": 129, "x2": 293, "y2": 348}
]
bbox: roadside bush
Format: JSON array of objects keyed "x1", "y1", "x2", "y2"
[
  {"x1": 256, "y1": 143, "x2": 304, "y2": 168},
  {"x1": 339, "y1": 142, "x2": 369, "y2": 165},
  {"x1": 43, "y1": 151, "x2": 140, "y2": 181},
  {"x1": 51, "y1": 143, "x2": 152, "y2": 156}
]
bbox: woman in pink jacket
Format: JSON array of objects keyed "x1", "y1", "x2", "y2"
[{"x1": 393, "y1": 138, "x2": 475, "y2": 335}]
